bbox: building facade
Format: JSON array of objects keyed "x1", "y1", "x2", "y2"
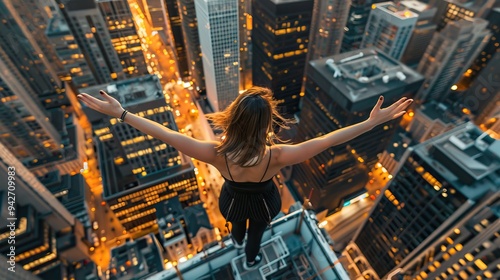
[
  {"x1": 345, "y1": 122, "x2": 499, "y2": 279},
  {"x1": 96, "y1": 0, "x2": 149, "y2": 78},
  {"x1": 400, "y1": 1, "x2": 437, "y2": 68},
  {"x1": 178, "y1": 0, "x2": 205, "y2": 92},
  {"x1": 195, "y1": 0, "x2": 239, "y2": 111},
  {"x1": 290, "y1": 48, "x2": 424, "y2": 216},
  {"x1": 341, "y1": 0, "x2": 385, "y2": 53},
  {"x1": 416, "y1": 18, "x2": 490, "y2": 103},
  {"x1": 252, "y1": 0, "x2": 314, "y2": 116},
  {"x1": 361, "y1": 2, "x2": 418, "y2": 60},
  {"x1": 55, "y1": 0, "x2": 126, "y2": 84},
  {"x1": 307, "y1": 0, "x2": 350, "y2": 60}
]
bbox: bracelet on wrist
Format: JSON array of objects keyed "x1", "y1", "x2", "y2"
[{"x1": 118, "y1": 109, "x2": 128, "y2": 122}]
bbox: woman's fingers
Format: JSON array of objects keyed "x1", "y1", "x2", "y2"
[
  {"x1": 394, "y1": 111, "x2": 406, "y2": 119},
  {"x1": 386, "y1": 97, "x2": 407, "y2": 111}
]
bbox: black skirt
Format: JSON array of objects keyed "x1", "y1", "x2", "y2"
[{"x1": 218, "y1": 179, "x2": 281, "y2": 224}]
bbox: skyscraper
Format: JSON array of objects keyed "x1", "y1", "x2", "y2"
[
  {"x1": 400, "y1": 1, "x2": 437, "y2": 68},
  {"x1": 307, "y1": 0, "x2": 351, "y2": 60},
  {"x1": 459, "y1": 7, "x2": 500, "y2": 87},
  {"x1": 195, "y1": 0, "x2": 239, "y2": 111},
  {"x1": 344, "y1": 122, "x2": 499, "y2": 279},
  {"x1": 341, "y1": 0, "x2": 385, "y2": 53},
  {"x1": 252, "y1": 0, "x2": 314, "y2": 116},
  {"x1": 55, "y1": 0, "x2": 126, "y2": 83},
  {"x1": 291, "y1": 48, "x2": 424, "y2": 217},
  {"x1": 0, "y1": 142, "x2": 90, "y2": 277},
  {"x1": 3, "y1": 0, "x2": 64, "y2": 76},
  {"x1": 80, "y1": 75, "x2": 201, "y2": 237},
  {"x1": 178, "y1": 0, "x2": 205, "y2": 92},
  {"x1": 401, "y1": 192, "x2": 499, "y2": 280},
  {"x1": 433, "y1": 0, "x2": 496, "y2": 31},
  {"x1": 0, "y1": 2, "x2": 86, "y2": 177},
  {"x1": 361, "y1": 2, "x2": 418, "y2": 60},
  {"x1": 416, "y1": 18, "x2": 490, "y2": 103},
  {"x1": 96, "y1": 0, "x2": 149, "y2": 78},
  {"x1": 45, "y1": 15, "x2": 97, "y2": 88},
  {"x1": 161, "y1": 0, "x2": 189, "y2": 79},
  {"x1": 238, "y1": 0, "x2": 253, "y2": 90},
  {"x1": 463, "y1": 51, "x2": 500, "y2": 131}
]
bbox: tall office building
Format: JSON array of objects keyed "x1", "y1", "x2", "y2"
[
  {"x1": 178, "y1": 0, "x2": 205, "y2": 92},
  {"x1": 402, "y1": 192, "x2": 499, "y2": 280},
  {"x1": 361, "y1": 2, "x2": 418, "y2": 61},
  {"x1": 307, "y1": 0, "x2": 351, "y2": 61},
  {"x1": 0, "y1": 142, "x2": 90, "y2": 277},
  {"x1": 239, "y1": 0, "x2": 253, "y2": 90},
  {"x1": 149, "y1": 209, "x2": 350, "y2": 280},
  {"x1": 459, "y1": 8, "x2": 500, "y2": 87},
  {"x1": 463, "y1": 51, "x2": 500, "y2": 132},
  {"x1": 55, "y1": 0, "x2": 126, "y2": 84},
  {"x1": 141, "y1": 0, "x2": 167, "y2": 30},
  {"x1": 80, "y1": 75, "x2": 201, "y2": 237},
  {"x1": 162, "y1": 0, "x2": 189, "y2": 79},
  {"x1": 416, "y1": 18, "x2": 490, "y2": 103},
  {"x1": 400, "y1": 1, "x2": 437, "y2": 68},
  {"x1": 46, "y1": 15, "x2": 98, "y2": 88},
  {"x1": 252, "y1": 0, "x2": 314, "y2": 116},
  {"x1": 96, "y1": 0, "x2": 149, "y2": 78},
  {"x1": 0, "y1": 2, "x2": 86, "y2": 177},
  {"x1": 195, "y1": 0, "x2": 239, "y2": 111},
  {"x1": 344, "y1": 122, "x2": 499, "y2": 279},
  {"x1": 3, "y1": 0, "x2": 64, "y2": 76},
  {"x1": 291, "y1": 48, "x2": 424, "y2": 217},
  {"x1": 341, "y1": 0, "x2": 385, "y2": 53},
  {"x1": 433, "y1": 0, "x2": 496, "y2": 31}
]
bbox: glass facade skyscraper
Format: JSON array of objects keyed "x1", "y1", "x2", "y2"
[
  {"x1": 252, "y1": 0, "x2": 314, "y2": 117},
  {"x1": 345, "y1": 122, "x2": 499, "y2": 279},
  {"x1": 195, "y1": 0, "x2": 239, "y2": 111}
]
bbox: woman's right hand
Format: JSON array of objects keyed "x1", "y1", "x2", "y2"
[{"x1": 77, "y1": 90, "x2": 125, "y2": 118}]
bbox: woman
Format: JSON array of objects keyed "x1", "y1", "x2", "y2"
[{"x1": 77, "y1": 86, "x2": 412, "y2": 270}]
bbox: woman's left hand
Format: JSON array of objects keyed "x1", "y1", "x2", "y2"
[
  {"x1": 77, "y1": 90, "x2": 125, "y2": 118},
  {"x1": 369, "y1": 95, "x2": 413, "y2": 126}
]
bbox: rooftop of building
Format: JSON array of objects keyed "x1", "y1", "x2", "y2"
[
  {"x1": 375, "y1": 2, "x2": 418, "y2": 19},
  {"x1": 401, "y1": 0, "x2": 429, "y2": 12},
  {"x1": 415, "y1": 122, "x2": 500, "y2": 198},
  {"x1": 156, "y1": 197, "x2": 212, "y2": 237},
  {"x1": 149, "y1": 209, "x2": 350, "y2": 280},
  {"x1": 45, "y1": 16, "x2": 70, "y2": 37},
  {"x1": 99, "y1": 141, "x2": 194, "y2": 199},
  {"x1": 108, "y1": 233, "x2": 164, "y2": 280},
  {"x1": 82, "y1": 74, "x2": 164, "y2": 109},
  {"x1": 308, "y1": 47, "x2": 424, "y2": 111},
  {"x1": 417, "y1": 101, "x2": 469, "y2": 124}
]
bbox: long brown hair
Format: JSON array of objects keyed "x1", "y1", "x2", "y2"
[{"x1": 208, "y1": 86, "x2": 294, "y2": 166}]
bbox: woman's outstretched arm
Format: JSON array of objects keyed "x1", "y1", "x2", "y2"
[
  {"x1": 77, "y1": 91, "x2": 219, "y2": 164},
  {"x1": 275, "y1": 96, "x2": 413, "y2": 167}
]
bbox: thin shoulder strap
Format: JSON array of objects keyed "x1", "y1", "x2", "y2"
[
  {"x1": 259, "y1": 147, "x2": 272, "y2": 183},
  {"x1": 225, "y1": 154, "x2": 235, "y2": 181}
]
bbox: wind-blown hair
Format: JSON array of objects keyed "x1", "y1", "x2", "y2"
[{"x1": 207, "y1": 86, "x2": 294, "y2": 167}]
